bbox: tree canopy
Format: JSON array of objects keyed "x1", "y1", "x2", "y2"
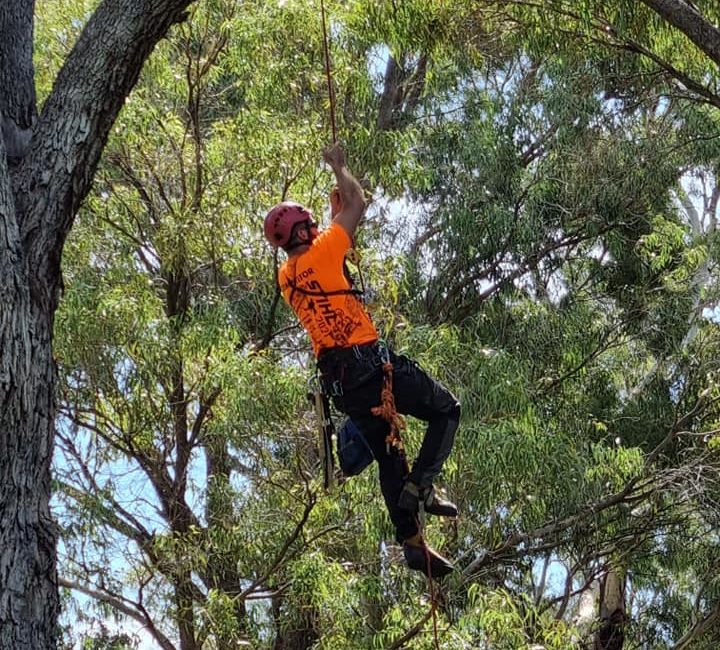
[{"x1": 4, "y1": 0, "x2": 720, "y2": 649}]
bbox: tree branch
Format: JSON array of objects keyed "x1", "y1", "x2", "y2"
[
  {"x1": 17, "y1": 0, "x2": 196, "y2": 300},
  {"x1": 387, "y1": 607, "x2": 435, "y2": 649},
  {"x1": 238, "y1": 494, "x2": 317, "y2": 602},
  {"x1": 58, "y1": 577, "x2": 177, "y2": 650},
  {"x1": 671, "y1": 602, "x2": 720, "y2": 650},
  {"x1": 639, "y1": 0, "x2": 720, "y2": 68}
]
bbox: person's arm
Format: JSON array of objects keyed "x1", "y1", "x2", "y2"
[
  {"x1": 323, "y1": 144, "x2": 366, "y2": 239},
  {"x1": 329, "y1": 186, "x2": 341, "y2": 218}
]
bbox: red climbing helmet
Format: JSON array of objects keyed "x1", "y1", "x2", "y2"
[{"x1": 263, "y1": 201, "x2": 314, "y2": 248}]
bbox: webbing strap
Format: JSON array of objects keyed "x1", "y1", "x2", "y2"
[
  {"x1": 286, "y1": 252, "x2": 365, "y2": 307},
  {"x1": 288, "y1": 279, "x2": 363, "y2": 298}
]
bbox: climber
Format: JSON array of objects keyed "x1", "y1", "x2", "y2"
[{"x1": 263, "y1": 144, "x2": 461, "y2": 578}]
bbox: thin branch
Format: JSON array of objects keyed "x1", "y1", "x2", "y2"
[
  {"x1": 189, "y1": 386, "x2": 221, "y2": 446},
  {"x1": 59, "y1": 577, "x2": 176, "y2": 650},
  {"x1": 671, "y1": 602, "x2": 720, "y2": 650},
  {"x1": 238, "y1": 494, "x2": 317, "y2": 602},
  {"x1": 387, "y1": 607, "x2": 436, "y2": 650}
]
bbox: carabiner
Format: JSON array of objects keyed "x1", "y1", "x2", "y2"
[
  {"x1": 377, "y1": 340, "x2": 390, "y2": 365},
  {"x1": 307, "y1": 373, "x2": 322, "y2": 396}
]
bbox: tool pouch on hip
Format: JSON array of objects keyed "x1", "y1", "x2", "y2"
[{"x1": 337, "y1": 418, "x2": 374, "y2": 476}]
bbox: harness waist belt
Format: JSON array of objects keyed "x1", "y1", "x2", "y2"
[{"x1": 318, "y1": 340, "x2": 382, "y2": 364}]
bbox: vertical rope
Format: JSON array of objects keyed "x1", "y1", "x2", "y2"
[
  {"x1": 371, "y1": 360, "x2": 441, "y2": 649},
  {"x1": 319, "y1": 0, "x2": 338, "y2": 144},
  {"x1": 424, "y1": 543, "x2": 441, "y2": 650}
]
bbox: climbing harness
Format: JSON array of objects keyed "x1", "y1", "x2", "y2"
[{"x1": 310, "y1": 378, "x2": 374, "y2": 481}]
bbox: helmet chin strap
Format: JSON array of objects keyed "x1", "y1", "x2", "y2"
[{"x1": 284, "y1": 222, "x2": 315, "y2": 253}]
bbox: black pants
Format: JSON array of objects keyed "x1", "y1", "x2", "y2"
[{"x1": 318, "y1": 342, "x2": 460, "y2": 542}]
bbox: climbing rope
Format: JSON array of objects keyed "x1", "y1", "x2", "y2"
[
  {"x1": 319, "y1": 0, "x2": 338, "y2": 144},
  {"x1": 369, "y1": 349, "x2": 441, "y2": 650},
  {"x1": 371, "y1": 359, "x2": 408, "y2": 458},
  {"x1": 424, "y1": 543, "x2": 441, "y2": 650}
]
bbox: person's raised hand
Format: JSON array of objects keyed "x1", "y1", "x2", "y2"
[{"x1": 322, "y1": 143, "x2": 346, "y2": 171}]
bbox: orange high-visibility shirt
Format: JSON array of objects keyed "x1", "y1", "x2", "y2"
[{"x1": 279, "y1": 223, "x2": 378, "y2": 357}]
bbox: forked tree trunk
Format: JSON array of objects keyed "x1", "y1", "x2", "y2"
[{"x1": 0, "y1": 1, "x2": 198, "y2": 648}]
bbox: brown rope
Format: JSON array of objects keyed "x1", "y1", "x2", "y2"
[
  {"x1": 371, "y1": 359, "x2": 441, "y2": 650},
  {"x1": 319, "y1": 0, "x2": 338, "y2": 144},
  {"x1": 370, "y1": 362, "x2": 407, "y2": 461},
  {"x1": 424, "y1": 543, "x2": 441, "y2": 650}
]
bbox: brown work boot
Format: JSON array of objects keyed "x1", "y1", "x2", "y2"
[
  {"x1": 423, "y1": 485, "x2": 458, "y2": 517},
  {"x1": 398, "y1": 482, "x2": 458, "y2": 518},
  {"x1": 402, "y1": 534, "x2": 455, "y2": 578}
]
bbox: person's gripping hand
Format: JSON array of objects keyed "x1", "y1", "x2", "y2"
[{"x1": 322, "y1": 143, "x2": 346, "y2": 171}]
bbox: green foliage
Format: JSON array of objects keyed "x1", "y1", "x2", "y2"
[
  {"x1": 81, "y1": 631, "x2": 137, "y2": 650},
  {"x1": 459, "y1": 584, "x2": 577, "y2": 650},
  {"x1": 47, "y1": 0, "x2": 720, "y2": 649}
]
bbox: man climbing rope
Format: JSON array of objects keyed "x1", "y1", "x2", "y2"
[{"x1": 263, "y1": 144, "x2": 461, "y2": 578}]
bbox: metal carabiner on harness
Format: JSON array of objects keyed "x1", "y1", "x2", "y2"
[
  {"x1": 307, "y1": 374, "x2": 322, "y2": 398},
  {"x1": 377, "y1": 339, "x2": 391, "y2": 365}
]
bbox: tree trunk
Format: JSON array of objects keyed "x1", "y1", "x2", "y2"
[
  {"x1": 376, "y1": 53, "x2": 428, "y2": 131},
  {"x1": 175, "y1": 572, "x2": 199, "y2": 650},
  {"x1": 0, "y1": 1, "x2": 198, "y2": 647},
  {"x1": 0, "y1": 141, "x2": 58, "y2": 650},
  {"x1": 594, "y1": 568, "x2": 626, "y2": 650},
  {"x1": 0, "y1": 1, "x2": 36, "y2": 162},
  {"x1": 271, "y1": 594, "x2": 319, "y2": 650}
]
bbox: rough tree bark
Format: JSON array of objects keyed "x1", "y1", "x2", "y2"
[
  {"x1": 0, "y1": 3, "x2": 36, "y2": 162},
  {"x1": 0, "y1": 1, "x2": 198, "y2": 648}
]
